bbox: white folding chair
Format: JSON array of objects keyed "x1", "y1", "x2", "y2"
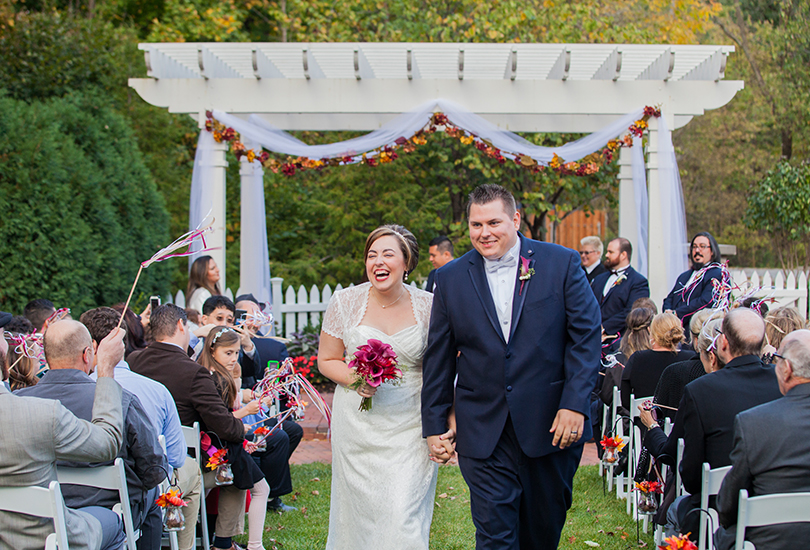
[
  {"x1": 653, "y1": 417, "x2": 674, "y2": 545},
  {"x1": 699, "y1": 463, "x2": 732, "y2": 550},
  {"x1": 0, "y1": 481, "x2": 70, "y2": 550},
  {"x1": 182, "y1": 422, "x2": 210, "y2": 550},
  {"x1": 612, "y1": 386, "x2": 628, "y2": 500},
  {"x1": 676, "y1": 438, "x2": 685, "y2": 497},
  {"x1": 628, "y1": 394, "x2": 654, "y2": 524},
  {"x1": 56, "y1": 458, "x2": 138, "y2": 550},
  {"x1": 735, "y1": 489, "x2": 810, "y2": 550},
  {"x1": 158, "y1": 435, "x2": 180, "y2": 550}
]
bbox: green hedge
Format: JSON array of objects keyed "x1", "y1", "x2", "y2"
[{"x1": 0, "y1": 91, "x2": 172, "y2": 313}]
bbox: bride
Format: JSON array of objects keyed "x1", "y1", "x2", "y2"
[{"x1": 317, "y1": 224, "x2": 454, "y2": 549}]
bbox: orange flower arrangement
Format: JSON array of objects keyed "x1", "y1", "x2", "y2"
[
  {"x1": 156, "y1": 488, "x2": 188, "y2": 508},
  {"x1": 658, "y1": 533, "x2": 697, "y2": 550},
  {"x1": 206, "y1": 448, "x2": 228, "y2": 471},
  {"x1": 634, "y1": 480, "x2": 664, "y2": 494},
  {"x1": 599, "y1": 435, "x2": 626, "y2": 452}
]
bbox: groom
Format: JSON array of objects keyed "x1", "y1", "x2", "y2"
[{"x1": 422, "y1": 184, "x2": 601, "y2": 549}]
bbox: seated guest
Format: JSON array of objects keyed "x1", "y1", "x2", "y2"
[
  {"x1": 662, "y1": 231, "x2": 723, "y2": 328},
  {"x1": 81, "y1": 307, "x2": 201, "y2": 550},
  {"x1": 715, "y1": 329, "x2": 810, "y2": 550},
  {"x1": 680, "y1": 307, "x2": 713, "y2": 353},
  {"x1": 0, "y1": 323, "x2": 127, "y2": 550},
  {"x1": 621, "y1": 312, "x2": 692, "y2": 410},
  {"x1": 580, "y1": 235, "x2": 607, "y2": 284},
  {"x1": 762, "y1": 306, "x2": 807, "y2": 360},
  {"x1": 0, "y1": 309, "x2": 10, "y2": 390},
  {"x1": 186, "y1": 255, "x2": 222, "y2": 314},
  {"x1": 5, "y1": 315, "x2": 34, "y2": 334},
  {"x1": 236, "y1": 294, "x2": 303, "y2": 512},
  {"x1": 632, "y1": 297, "x2": 658, "y2": 314},
  {"x1": 129, "y1": 304, "x2": 248, "y2": 550},
  {"x1": 652, "y1": 309, "x2": 720, "y2": 419},
  {"x1": 111, "y1": 304, "x2": 148, "y2": 359},
  {"x1": 16, "y1": 320, "x2": 167, "y2": 550},
  {"x1": 639, "y1": 308, "x2": 782, "y2": 536},
  {"x1": 591, "y1": 237, "x2": 650, "y2": 347},
  {"x1": 23, "y1": 298, "x2": 56, "y2": 332},
  {"x1": 6, "y1": 331, "x2": 40, "y2": 391},
  {"x1": 600, "y1": 307, "x2": 654, "y2": 412}
]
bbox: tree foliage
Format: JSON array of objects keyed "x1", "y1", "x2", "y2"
[
  {"x1": 744, "y1": 161, "x2": 810, "y2": 271},
  {"x1": 0, "y1": 92, "x2": 173, "y2": 313}
]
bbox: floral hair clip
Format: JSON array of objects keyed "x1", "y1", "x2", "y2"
[{"x1": 211, "y1": 327, "x2": 235, "y2": 346}]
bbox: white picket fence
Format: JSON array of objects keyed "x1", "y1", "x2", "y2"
[
  {"x1": 163, "y1": 268, "x2": 808, "y2": 339},
  {"x1": 730, "y1": 268, "x2": 808, "y2": 318}
]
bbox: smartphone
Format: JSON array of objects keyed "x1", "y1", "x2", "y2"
[
  {"x1": 150, "y1": 296, "x2": 161, "y2": 311},
  {"x1": 234, "y1": 308, "x2": 247, "y2": 325}
]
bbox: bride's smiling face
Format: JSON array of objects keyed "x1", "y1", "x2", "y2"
[{"x1": 366, "y1": 235, "x2": 406, "y2": 292}]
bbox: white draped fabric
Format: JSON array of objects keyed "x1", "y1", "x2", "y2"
[
  {"x1": 189, "y1": 99, "x2": 687, "y2": 304},
  {"x1": 658, "y1": 116, "x2": 689, "y2": 288},
  {"x1": 631, "y1": 137, "x2": 649, "y2": 278}
]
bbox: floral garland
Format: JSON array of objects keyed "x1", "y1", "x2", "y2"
[{"x1": 205, "y1": 106, "x2": 661, "y2": 178}]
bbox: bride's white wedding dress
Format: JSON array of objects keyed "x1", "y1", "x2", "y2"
[{"x1": 322, "y1": 282, "x2": 438, "y2": 550}]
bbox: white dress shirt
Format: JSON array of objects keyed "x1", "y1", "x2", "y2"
[
  {"x1": 601, "y1": 266, "x2": 629, "y2": 298},
  {"x1": 483, "y1": 238, "x2": 521, "y2": 342}
]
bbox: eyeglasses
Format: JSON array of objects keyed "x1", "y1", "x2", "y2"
[
  {"x1": 691, "y1": 244, "x2": 711, "y2": 251},
  {"x1": 579, "y1": 250, "x2": 598, "y2": 256},
  {"x1": 772, "y1": 352, "x2": 786, "y2": 363}
]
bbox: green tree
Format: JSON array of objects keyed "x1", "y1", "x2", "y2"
[
  {"x1": 744, "y1": 161, "x2": 810, "y2": 271},
  {"x1": 0, "y1": 91, "x2": 173, "y2": 313}
]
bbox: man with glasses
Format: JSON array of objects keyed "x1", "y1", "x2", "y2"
[
  {"x1": 715, "y1": 329, "x2": 810, "y2": 550},
  {"x1": 579, "y1": 236, "x2": 607, "y2": 284},
  {"x1": 663, "y1": 231, "x2": 724, "y2": 328}
]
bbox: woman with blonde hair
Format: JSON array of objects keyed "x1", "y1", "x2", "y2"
[
  {"x1": 621, "y1": 312, "x2": 693, "y2": 410},
  {"x1": 187, "y1": 255, "x2": 222, "y2": 313},
  {"x1": 762, "y1": 306, "x2": 807, "y2": 359}
]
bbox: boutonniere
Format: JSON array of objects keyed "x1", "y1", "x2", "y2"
[
  {"x1": 612, "y1": 272, "x2": 627, "y2": 287},
  {"x1": 519, "y1": 256, "x2": 535, "y2": 295}
]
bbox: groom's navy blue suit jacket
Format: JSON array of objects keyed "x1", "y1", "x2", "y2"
[
  {"x1": 422, "y1": 234, "x2": 602, "y2": 460},
  {"x1": 591, "y1": 266, "x2": 649, "y2": 337}
]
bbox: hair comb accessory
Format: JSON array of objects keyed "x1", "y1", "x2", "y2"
[{"x1": 211, "y1": 327, "x2": 235, "y2": 346}]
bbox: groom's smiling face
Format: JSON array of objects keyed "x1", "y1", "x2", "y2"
[{"x1": 468, "y1": 200, "x2": 521, "y2": 261}]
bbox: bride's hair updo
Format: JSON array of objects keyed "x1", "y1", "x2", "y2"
[{"x1": 364, "y1": 225, "x2": 419, "y2": 280}]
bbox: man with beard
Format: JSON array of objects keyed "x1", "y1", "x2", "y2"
[
  {"x1": 591, "y1": 237, "x2": 649, "y2": 347},
  {"x1": 663, "y1": 231, "x2": 723, "y2": 328}
]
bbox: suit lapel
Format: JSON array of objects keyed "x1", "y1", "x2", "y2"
[
  {"x1": 509, "y1": 236, "x2": 534, "y2": 341},
  {"x1": 467, "y1": 253, "x2": 505, "y2": 344}
]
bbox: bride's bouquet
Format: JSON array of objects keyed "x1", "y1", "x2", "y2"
[{"x1": 348, "y1": 339, "x2": 402, "y2": 411}]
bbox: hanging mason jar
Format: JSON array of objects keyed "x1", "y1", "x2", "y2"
[
  {"x1": 638, "y1": 492, "x2": 658, "y2": 515},
  {"x1": 215, "y1": 463, "x2": 234, "y2": 486},
  {"x1": 163, "y1": 505, "x2": 186, "y2": 531},
  {"x1": 601, "y1": 447, "x2": 620, "y2": 466}
]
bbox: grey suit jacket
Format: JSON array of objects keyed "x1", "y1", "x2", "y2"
[
  {"x1": 0, "y1": 378, "x2": 124, "y2": 550},
  {"x1": 715, "y1": 383, "x2": 810, "y2": 550}
]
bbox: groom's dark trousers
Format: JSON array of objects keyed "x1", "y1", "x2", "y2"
[{"x1": 423, "y1": 234, "x2": 601, "y2": 550}]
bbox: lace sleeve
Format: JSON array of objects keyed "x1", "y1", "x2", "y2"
[
  {"x1": 321, "y1": 289, "x2": 345, "y2": 340},
  {"x1": 410, "y1": 288, "x2": 434, "y2": 326}
]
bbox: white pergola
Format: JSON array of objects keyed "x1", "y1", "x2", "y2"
[{"x1": 129, "y1": 42, "x2": 743, "y2": 305}]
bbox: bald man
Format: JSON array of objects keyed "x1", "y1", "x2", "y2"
[
  {"x1": 18, "y1": 319, "x2": 166, "y2": 548},
  {"x1": 715, "y1": 329, "x2": 810, "y2": 549},
  {"x1": 661, "y1": 308, "x2": 783, "y2": 536},
  {"x1": 0, "y1": 321, "x2": 127, "y2": 550}
]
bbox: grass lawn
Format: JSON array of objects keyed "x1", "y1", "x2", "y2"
[{"x1": 235, "y1": 464, "x2": 656, "y2": 549}]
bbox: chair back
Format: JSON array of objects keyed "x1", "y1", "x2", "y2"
[
  {"x1": 734, "y1": 489, "x2": 810, "y2": 550},
  {"x1": 56, "y1": 458, "x2": 137, "y2": 550},
  {"x1": 698, "y1": 463, "x2": 732, "y2": 550},
  {"x1": 676, "y1": 439, "x2": 685, "y2": 497},
  {"x1": 181, "y1": 422, "x2": 210, "y2": 549},
  {"x1": 0, "y1": 481, "x2": 70, "y2": 550}
]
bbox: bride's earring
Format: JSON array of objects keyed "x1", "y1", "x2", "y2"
[{"x1": 404, "y1": 271, "x2": 409, "y2": 281}]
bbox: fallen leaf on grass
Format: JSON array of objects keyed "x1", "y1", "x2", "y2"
[
  {"x1": 438, "y1": 493, "x2": 448, "y2": 499},
  {"x1": 568, "y1": 536, "x2": 576, "y2": 543},
  {"x1": 584, "y1": 541, "x2": 600, "y2": 547},
  {"x1": 311, "y1": 490, "x2": 320, "y2": 495},
  {"x1": 450, "y1": 496, "x2": 456, "y2": 500},
  {"x1": 310, "y1": 477, "x2": 321, "y2": 482}
]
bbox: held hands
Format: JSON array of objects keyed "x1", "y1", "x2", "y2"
[
  {"x1": 96, "y1": 328, "x2": 126, "y2": 378},
  {"x1": 638, "y1": 404, "x2": 656, "y2": 430},
  {"x1": 427, "y1": 429, "x2": 456, "y2": 465},
  {"x1": 355, "y1": 379, "x2": 377, "y2": 399},
  {"x1": 550, "y1": 409, "x2": 585, "y2": 449}
]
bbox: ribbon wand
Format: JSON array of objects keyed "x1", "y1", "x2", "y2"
[{"x1": 116, "y1": 214, "x2": 218, "y2": 330}]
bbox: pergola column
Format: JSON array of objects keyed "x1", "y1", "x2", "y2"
[
  {"x1": 646, "y1": 116, "x2": 666, "y2": 305},
  {"x1": 197, "y1": 114, "x2": 229, "y2": 291},
  {"x1": 617, "y1": 147, "x2": 639, "y2": 271},
  {"x1": 239, "y1": 157, "x2": 271, "y2": 303}
]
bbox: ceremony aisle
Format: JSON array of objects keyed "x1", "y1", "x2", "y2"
[{"x1": 236, "y1": 464, "x2": 656, "y2": 549}]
